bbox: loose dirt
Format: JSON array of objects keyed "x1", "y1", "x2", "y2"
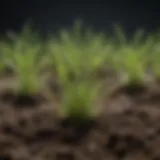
[{"x1": 0, "y1": 76, "x2": 160, "y2": 160}]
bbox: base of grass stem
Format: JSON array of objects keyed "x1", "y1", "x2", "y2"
[{"x1": 17, "y1": 76, "x2": 41, "y2": 95}]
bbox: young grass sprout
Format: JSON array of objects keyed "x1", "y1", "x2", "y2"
[
  {"x1": 12, "y1": 47, "x2": 43, "y2": 94},
  {"x1": 113, "y1": 27, "x2": 153, "y2": 85},
  {"x1": 61, "y1": 80, "x2": 101, "y2": 122},
  {"x1": 2, "y1": 28, "x2": 45, "y2": 95}
]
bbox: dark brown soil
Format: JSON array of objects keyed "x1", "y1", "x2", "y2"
[{"x1": 0, "y1": 77, "x2": 160, "y2": 160}]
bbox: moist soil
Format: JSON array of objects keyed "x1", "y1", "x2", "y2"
[{"x1": 0, "y1": 76, "x2": 160, "y2": 160}]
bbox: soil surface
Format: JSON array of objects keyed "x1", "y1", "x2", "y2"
[{"x1": 0, "y1": 76, "x2": 160, "y2": 160}]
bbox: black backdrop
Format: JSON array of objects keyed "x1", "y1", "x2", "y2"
[{"x1": 0, "y1": 0, "x2": 159, "y2": 36}]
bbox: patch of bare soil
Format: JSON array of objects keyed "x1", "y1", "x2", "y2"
[{"x1": 0, "y1": 77, "x2": 160, "y2": 160}]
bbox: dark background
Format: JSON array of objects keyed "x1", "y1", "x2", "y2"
[{"x1": 0, "y1": 0, "x2": 159, "y2": 36}]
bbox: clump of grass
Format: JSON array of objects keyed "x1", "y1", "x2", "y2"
[
  {"x1": 120, "y1": 47, "x2": 147, "y2": 84},
  {"x1": 113, "y1": 25, "x2": 153, "y2": 85},
  {"x1": 11, "y1": 48, "x2": 43, "y2": 94},
  {"x1": 48, "y1": 21, "x2": 115, "y2": 83},
  {"x1": 47, "y1": 37, "x2": 79, "y2": 84},
  {"x1": 1, "y1": 26, "x2": 45, "y2": 95},
  {"x1": 82, "y1": 31, "x2": 114, "y2": 77},
  {"x1": 60, "y1": 80, "x2": 101, "y2": 122}
]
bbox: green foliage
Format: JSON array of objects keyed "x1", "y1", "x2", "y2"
[
  {"x1": 112, "y1": 26, "x2": 154, "y2": 84},
  {"x1": 0, "y1": 21, "x2": 159, "y2": 122},
  {"x1": 0, "y1": 25, "x2": 44, "y2": 94},
  {"x1": 11, "y1": 46, "x2": 42, "y2": 94},
  {"x1": 61, "y1": 80, "x2": 101, "y2": 121},
  {"x1": 48, "y1": 21, "x2": 115, "y2": 83}
]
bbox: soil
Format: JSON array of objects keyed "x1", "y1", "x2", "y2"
[{"x1": 0, "y1": 75, "x2": 160, "y2": 160}]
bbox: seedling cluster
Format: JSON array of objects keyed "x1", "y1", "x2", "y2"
[{"x1": 0, "y1": 21, "x2": 159, "y2": 123}]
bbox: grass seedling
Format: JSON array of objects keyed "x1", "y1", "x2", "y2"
[
  {"x1": 55, "y1": 24, "x2": 114, "y2": 81},
  {"x1": 48, "y1": 25, "x2": 88, "y2": 84},
  {"x1": 82, "y1": 32, "x2": 114, "y2": 77},
  {"x1": 120, "y1": 47, "x2": 147, "y2": 84},
  {"x1": 61, "y1": 80, "x2": 101, "y2": 122},
  {"x1": 47, "y1": 38, "x2": 78, "y2": 84},
  {"x1": 12, "y1": 48, "x2": 43, "y2": 95},
  {"x1": 2, "y1": 27, "x2": 45, "y2": 95},
  {"x1": 113, "y1": 26, "x2": 153, "y2": 85}
]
